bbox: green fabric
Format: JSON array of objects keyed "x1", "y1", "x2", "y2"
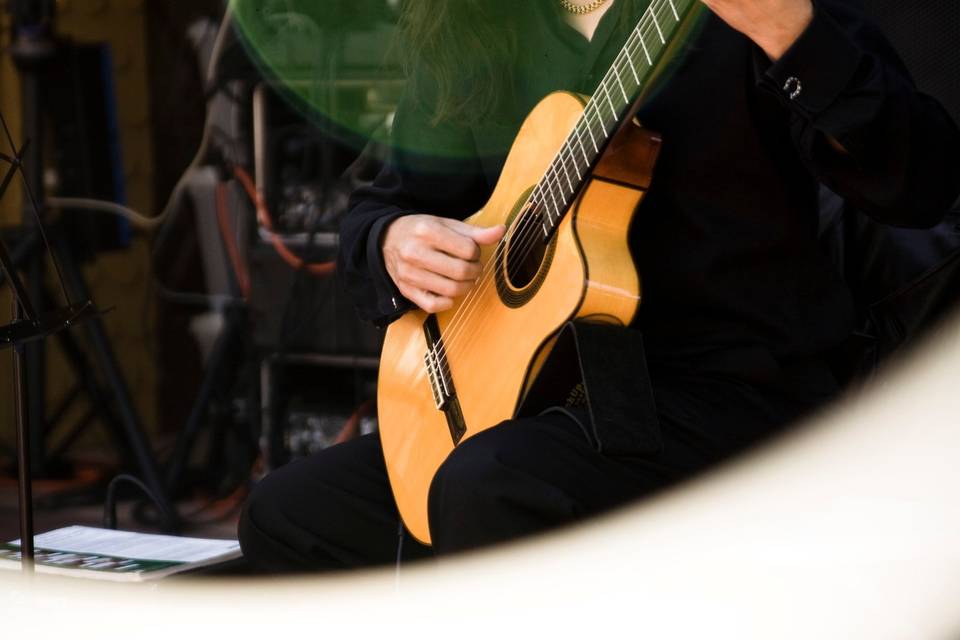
[{"x1": 472, "y1": 1, "x2": 636, "y2": 160}]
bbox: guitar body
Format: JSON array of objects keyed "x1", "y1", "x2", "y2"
[{"x1": 378, "y1": 91, "x2": 661, "y2": 544}]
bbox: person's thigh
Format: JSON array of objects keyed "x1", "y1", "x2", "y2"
[
  {"x1": 427, "y1": 369, "x2": 821, "y2": 555},
  {"x1": 240, "y1": 366, "x2": 827, "y2": 568},
  {"x1": 427, "y1": 412, "x2": 680, "y2": 554},
  {"x1": 239, "y1": 433, "x2": 430, "y2": 572}
]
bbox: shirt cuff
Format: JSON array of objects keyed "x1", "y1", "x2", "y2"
[
  {"x1": 755, "y1": 1, "x2": 863, "y2": 118},
  {"x1": 367, "y1": 211, "x2": 416, "y2": 324}
]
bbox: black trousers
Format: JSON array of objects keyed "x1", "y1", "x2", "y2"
[{"x1": 238, "y1": 364, "x2": 836, "y2": 573}]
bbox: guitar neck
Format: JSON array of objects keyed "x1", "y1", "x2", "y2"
[{"x1": 536, "y1": 0, "x2": 699, "y2": 239}]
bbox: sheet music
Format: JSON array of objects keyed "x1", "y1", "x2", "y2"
[{"x1": 11, "y1": 526, "x2": 240, "y2": 564}]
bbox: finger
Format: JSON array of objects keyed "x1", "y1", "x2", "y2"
[
  {"x1": 408, "y1": 248, "x2": 482, "y2": 282},
  {"x1": 399, "y1": 284, "x2": 453, "y2": 314},
  {"x1": 403, "y1": 266, "x2": 474, "y2": 299},
  {"x1": 415, "y1": 219, "x2": 480, "y2": 261},
  {"x1": 439, "y1": 219, "x2": 507, "y2": 249},
  {"x1": 470, "y1": 224, "x2": 506, "y2": 246}
]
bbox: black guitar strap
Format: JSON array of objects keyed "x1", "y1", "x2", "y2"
[{"x1": 518, "y1": 321, "x2": 663, "y2": 457}]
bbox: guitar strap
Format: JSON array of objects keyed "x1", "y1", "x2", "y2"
[{"x1": 518, "y1": 321, "x2": 663, "y2": 457}]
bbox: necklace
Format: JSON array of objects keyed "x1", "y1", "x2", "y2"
[{"x1": 558, "y1": 0, "x2": 611, "y2": 15}]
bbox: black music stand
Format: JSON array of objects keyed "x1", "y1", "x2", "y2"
[
  {"x1": 0, "y1": 108, "x2": 103, "y2": 572},
  {"x1": 1, "y1": 1, "x2": 180, "y2": 571}
]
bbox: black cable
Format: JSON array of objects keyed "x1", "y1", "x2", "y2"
[
  {"x1": 102, "y1": 473, "x2": 173, "y2": 530},
  {"x1": 395, "y1": 519, "x2": 404, "y2": 575},
  {"x1": 146, "y1": 7, "x2": 250, "y2": 311}
]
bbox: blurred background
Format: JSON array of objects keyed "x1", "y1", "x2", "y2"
[
  {"x1": 0, "y1": 0, "x2": 407, "y2": 541},
  {"x1": 0, "y1": 0, "x2": 957, "y2": 545}
]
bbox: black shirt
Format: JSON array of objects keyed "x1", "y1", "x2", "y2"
[{"x1": 338, "y1": 0, "x2": 960, "y2": 381}]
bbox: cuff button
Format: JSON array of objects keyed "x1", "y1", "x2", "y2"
[{"x1": 783, "y1": 76, "x2": 803, "y2": 100}]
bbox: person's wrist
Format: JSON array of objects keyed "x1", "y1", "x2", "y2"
[{"x1": 751, "y1": 1, "x2": 814, "y2": 61}]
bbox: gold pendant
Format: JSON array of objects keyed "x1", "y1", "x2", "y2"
[{"x1": 558, "y1": 0, "x2": 611, "y2": 16}]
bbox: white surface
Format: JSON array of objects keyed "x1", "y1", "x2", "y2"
[
  {"x1": 11, "y1": 526, "x2": 240, "y2": 563},
  {"x1": 3, "y1": 314, "x2": 960, "y2": 638}
]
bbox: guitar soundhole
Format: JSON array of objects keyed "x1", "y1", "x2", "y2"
[
  {"x1": 495, "y1": 201, "x2": 557, "y2": 309},
  {"x1": 505, "y1": 206, "x2": 548, "y2": 289}
]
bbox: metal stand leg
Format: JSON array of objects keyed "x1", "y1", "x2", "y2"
[
  {"x1": 164, "y1": 309, "x2": 244, "y2": 495},
  {"x1": 19, "y1": 23, "x2": 48, "y2": 479},
  {"x1": 53, "y1": 236, "x2": 178, "y2": 531},
  {"x1": 12, "y1": 300, "x2": 34, "y2": 573}
]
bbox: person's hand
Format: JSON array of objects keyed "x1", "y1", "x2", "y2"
[
  {"x1": 381, "y1": 214, "x2": 505, "y2": 314},
  {"x1": 699, "y1": 0, "x2": 813, "y2": 61}
]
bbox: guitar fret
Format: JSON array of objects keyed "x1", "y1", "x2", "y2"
[
  {"x1": 540, "y1": 185, "x2": 556, "y2": 224},
  {"x1": 560, "y1": 158, "x2": 575, "y2": 191},
  {"x1": 602, "y1": 82, "x2": 617, "y2": 118},
  {"x1": 565, "y1": 142, "x2": 583, "y2": 179},
  {"x1": 625, "y1": 54, "x2": 641, "y2": 84},
  {"x1": 613, "y1": 65, "x2": 630, "y2": 103},
  {"x1": 532, "y1": 186, "x2": 548, "y2": 224},
  {"x1": 541, "y1": 197, "x2": 557, "y2": 229},
  {"x1": 668, "y1": 0, "x2": 680, "y2": 20},
  {"x1": 592, "y1": 102, "x2": 609, "y2": 137},
  {"x1": 546, "y1": 179, "x2": 561, "y2": 218},
  {"x1": 584, "y1": 120, "x2": 599, "y2": 152},
  {"x1": 637, "y1": 26, "x2": 653, "y2": 65},
  {"x1": 560, "y1": 138, "x2": 583, "y2": 179},
  {"x1": 553, "y1": 164, "x2": 570, "y2": 201},
  {"x1": 573, "y1": 128, "x2": 590, "y2": 163},
  {"x1": 548, "y1": 163, "x2": 563, "y2": 197},
  {"x1": 527, "y1": 0, "x2": 694, "y2": 241},
  {"x1": 650, "y1": 7, "x2": 666, "y2": 44}
]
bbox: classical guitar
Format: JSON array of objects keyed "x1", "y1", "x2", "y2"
[{"x1": 378, "y1": 0, "x2": 703, "y2": 543}]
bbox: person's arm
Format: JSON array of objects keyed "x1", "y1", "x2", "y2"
[
  {"x1": 338, "y1": 74, "x2": 499, "y2": 326},
  {"x1": 705, "y1": 0, "x2": 960, "y2": 227}
]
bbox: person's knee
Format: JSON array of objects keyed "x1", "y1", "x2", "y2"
[
  {"x1": 426, "y1": 416, "x2": 590, "y2": 552},
  {"x1": 237, "y1": 468, "x2": 286, "y2": 553},
  {"x1": 237, "y1": 460, "x2": 313, "y2": 570},
  {"x1": 427, "y1": 422, "x2": 517, "y2": 532}
]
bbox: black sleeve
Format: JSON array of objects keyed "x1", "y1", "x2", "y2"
[
  {"x1": 337, "y1": 75, "x2": 492, "y2": 327},
  {"x1": 753, "y1": 0, "x2": 960, "y2": 228}
]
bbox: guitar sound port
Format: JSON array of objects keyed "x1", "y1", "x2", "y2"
[{"x1": 504, "y1": 201, "x2": 550, "y2": 291}]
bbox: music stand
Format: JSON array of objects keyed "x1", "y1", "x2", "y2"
[{"x1": 0, "y1": 109, "x2": 101, "y2": 573}]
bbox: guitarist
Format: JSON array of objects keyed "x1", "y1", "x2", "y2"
[{"x1": 239, "y1": 0, "x2": 960, "y2": 571}]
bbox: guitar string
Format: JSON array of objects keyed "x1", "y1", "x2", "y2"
[
  {"x1": 428, "y1": 0, "x2": 687, "y2": 386},
  {"x1": 437, "y1": 0, "x2": 679, "y2": 346},
  {"x1": 439, "y1": 0, "x2": 683, "y2": 360},
  {"x1": 435, "y1": 0, "x2": 682, "y2": 375},
  {"x1": 440, "y1": 0, "x2": 674, "y2": 341},
  {"x1": 492, "y1": 0, "x2": 688, "y2": 275}
]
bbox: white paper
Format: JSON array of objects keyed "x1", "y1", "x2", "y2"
[{"x1": 11, "y1": 526, "x2": 240, "y2": 564}]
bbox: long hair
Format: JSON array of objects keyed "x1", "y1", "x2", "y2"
[{"x1": 398, "y1": 0, "x2": 649, "y2": 124}]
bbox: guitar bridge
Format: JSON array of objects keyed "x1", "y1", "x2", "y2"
[
  {"x1": 422, "y1": 315, "x2": 466, "y2": 444},
  {"x1": 423, "y1": 343, "x2": 450, "y2": 410}
]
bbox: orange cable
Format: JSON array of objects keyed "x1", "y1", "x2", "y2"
[
  {"x1": 232, "y1": 165, "x2": 336, "y2": 277},
  {"x1": 215, "y1": 181, "x2": 251, "y2": 299},
  {"x1": 333, "y1": 400, "x2": 373, "y2": 445}
]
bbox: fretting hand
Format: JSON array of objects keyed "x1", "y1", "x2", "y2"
[
  {"x1": 699, "y1": 0, "x2": 813, "y2": 60},
  {"x1": 382, "y1": 214, "x2": 505, "y2": 314}
]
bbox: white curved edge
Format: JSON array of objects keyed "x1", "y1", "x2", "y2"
[{"x1": 4, "y1": 311, "x2": 960, "y2": 639}]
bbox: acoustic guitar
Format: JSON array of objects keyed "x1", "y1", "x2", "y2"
[{"x1": 378, "y1": 0, "x2": 703, "y2": 543}]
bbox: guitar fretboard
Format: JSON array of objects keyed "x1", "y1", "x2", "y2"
[{"x1": 535, "y1": 0, "x2": 697, "y2": 239}]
